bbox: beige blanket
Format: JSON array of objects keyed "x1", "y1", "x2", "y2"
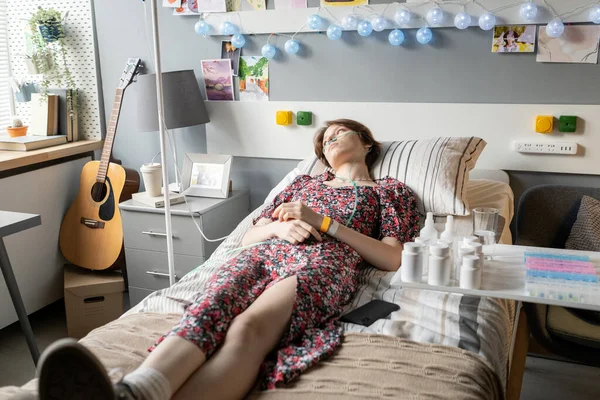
[{"x1": 1, "y1": 313, "x2": 502, "y2": 400}]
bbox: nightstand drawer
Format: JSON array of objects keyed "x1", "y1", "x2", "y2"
[
  {"x1": 126, "y1": 248, "x2": 205, "y2": 291},
  {"x1": 122, "y1": 211, "x2": 205, "y2": 257},
  {"x1": 129, "y1": 286, "x2": 155, "y2": 308}
]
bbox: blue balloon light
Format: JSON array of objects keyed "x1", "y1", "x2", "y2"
[
  {"x1": 231, "y1": 33, "x2": 246, "y2": 48},
  {"x1": 327, "y1": 24, "x2": 342, "y2": 40},
  {"x1": 219, "y1": 21, "x2": 236, "y2": 35},
  {"x1": 194, "y1": 20, "x2": 211, "y2": 36},
  {"x1": 388, "y1": 29, "x2": 404, "y2": 46},
  {"x1": 261, "y1": 44, "x2": 277, "y2": 59},
  {"x1": 307, "y1": 14, "x2": 323, "y2": 30},
  {"x1": 394, "y1": 10, "x2": 411, "y2": 26},
  {"x1": 284, "y1": 39, "x2": 300, "y2": 54},
  {"x1": 454, "y1": 11, "x2": 471, "y2": 30},
  {"x1": 372, "y1": 16, "x2": 387, "y2": 32},
  {"x1": 341, "y1": 15, "x2": 359, "y2": 30},
  {"x1": 478, "y1": 12, "x2": 496, "y2": 30},
  {"x1": 546, "y1": 18, "x2": 564, "y2": 38},
  {"x1": 416, "y1": 27, "x2": 433, "y2": 44},
  {"x1": 357, "y1": 21, "x2": 373, "y2": 37}
]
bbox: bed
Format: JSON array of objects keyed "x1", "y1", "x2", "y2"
[{"x1": 0, "y1": 164, "x2": 518, "y2": 400}]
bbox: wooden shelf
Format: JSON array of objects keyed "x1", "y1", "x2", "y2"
[{"x1": 0, "y1": 140, "x2": 104, "y2": 173}]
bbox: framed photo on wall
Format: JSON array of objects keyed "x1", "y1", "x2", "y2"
[{"x1": 182, "y1": 153, "x2": 232, "y2": 198}]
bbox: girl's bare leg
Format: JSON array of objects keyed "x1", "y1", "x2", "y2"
[{"x1": 173, "y1": 276, "x2": 298, "y2": 400}]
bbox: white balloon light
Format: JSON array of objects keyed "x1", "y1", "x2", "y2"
[
  {"x1": 416, "y1": 27, "x2": 433, "y2": 44},
  {"x1": 394, "y1": 10, "x2": 411, "y2": 26},
  {"x1": 341, "y1": 15, "x2": 359, "y2": 30},
  {"x1": 590, "y1": 5, "x2": 600, "y2": 24},
  {"x1": 372, "y1": 16, "x2": 387, "y2": 32},
  {"x1": 478, "y1": 12, "x2": 496, "y2": 30},
  {"x1": 519, "y1": 2, "x2": 538, "y2": 21},
  {"x1": 546, "y1": 18, "x2": 565, "y2": 38},
  {"x1": 454, "y1": 11, "x2": 471, "y2": 30},
  {"x1": 426, "y1": 7, "x2": 444, "y2": 25}
]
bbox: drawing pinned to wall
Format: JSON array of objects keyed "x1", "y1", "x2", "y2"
[
  {"x1": 320, "y1": 0, "x2": 368, "y2": 7},
  {"x1": 226, "y1": 0, "x2": 266, "y2": 12},
  {"x1": 492, "y1": 26, "x2": 536, "y2": 53},
  {"x1": 221, "y1": 41, "x2": 241, "y2": 76},
  {"x1": 174, "y1": 0, "x2": 198, "y2": 15},
  {"x1": 239, "y1": 56, "x2": 269, "y2": 102},
  {"x1": 537, "y1": 25, "x2": 600, "y2": 64},
  {"x1": 199, "y1": 0, "x2": 227, "y2": 13},
  {"x1": 163, "y1": 0, "x2": 182, "y2": 7},
  {"x1": 274, "y1": 0, "x2": 307, "y2": 9},
  {"x1": 201, "y1": 60, "x2": 235, "y2": 101}
]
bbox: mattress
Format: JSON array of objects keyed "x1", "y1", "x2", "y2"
[{"x1": 124, "y1": 178, "x2": 516, "y2": 384}]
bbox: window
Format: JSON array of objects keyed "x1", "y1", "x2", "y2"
[{"x1": 0, "y1": 0, "x2": 12, "y2": 131}]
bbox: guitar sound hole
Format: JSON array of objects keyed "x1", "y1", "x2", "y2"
[{"x1": 91, "y1": 182, "x2": 108, "y2": 202}]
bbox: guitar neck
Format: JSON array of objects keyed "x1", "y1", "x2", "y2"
[{"x1": 96, "y1": 88, "x2": 124, "y2": 183}]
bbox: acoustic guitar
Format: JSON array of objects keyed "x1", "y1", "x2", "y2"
[{"x1": 60, "y1": 58, "x2": 142, "y2": 271}]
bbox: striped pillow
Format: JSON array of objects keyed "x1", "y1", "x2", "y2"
[{"x1": 296, "y1": 137, "x2": 486, "y2": 216}]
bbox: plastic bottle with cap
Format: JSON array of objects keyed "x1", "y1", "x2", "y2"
[
  {"x1": 428, "y1": 243, "x2": 451, "y2": 286},
  {"x1": 414, "y1": 237, "x2": 430, "y2": 277},
  {"x1": 419, "y1": 212, "x2": 439, "y2": 241},
  {"x1": 456, "y1": 244, "x2": 475, "y2": 283},
  {"x1": 460, "y1": 255, "x2": 482, "y2": 289},
  {"x1": 466, "y1": 242, "x2": 484, "y2": 270},
  {"x1": 400, "y1": 242, "x2": 424, "y2": 283},
  {"x1": 440, "y1": 215, "x2": 455, "y2": 243}
]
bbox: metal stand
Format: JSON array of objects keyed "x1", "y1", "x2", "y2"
[
  {"x1": 0, "y1": 238, "x2": 40, "y2": 365},
  {"x1": 149, "y1": 0, "x2": 176, "y2": 286}
]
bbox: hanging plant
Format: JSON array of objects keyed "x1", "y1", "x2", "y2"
[{"x1": 28, "y1": 7, "x2": 78, "y2": 117}]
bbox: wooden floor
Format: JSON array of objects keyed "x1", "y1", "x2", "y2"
[{"x1": 0, "y1": 300, "x2": 599, "y2": 399}]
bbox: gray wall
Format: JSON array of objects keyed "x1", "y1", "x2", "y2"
[{"x1": 93, "y1": 0, "x2": 600, "y2": 217}]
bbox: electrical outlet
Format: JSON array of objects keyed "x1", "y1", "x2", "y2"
[{"x1": 514, "y1": 141, "x2": 577, "y2": 155}]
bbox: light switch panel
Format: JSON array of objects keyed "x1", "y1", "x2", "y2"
[
  {"x1": 535, "y1": 116, "x2": 554, "y2": 134},
  {"x1": 276, "y1": 111, "x2": 293, "y2": 126}
]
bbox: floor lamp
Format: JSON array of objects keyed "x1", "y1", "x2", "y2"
[{"x1": 148, "y1": 0, "x2": 176, "y2": 286}]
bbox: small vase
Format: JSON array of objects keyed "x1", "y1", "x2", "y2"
[{"x1": 7, "y1": 126, "x2": 28, "y2": 137}]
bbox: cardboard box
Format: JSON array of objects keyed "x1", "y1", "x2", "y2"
[{"x1": 64, "y1": 265, "x2": 124, "y2": 339}]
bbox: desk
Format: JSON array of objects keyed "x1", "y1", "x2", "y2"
[
  {"x1": 0, "y1": 211, "x2": 42, "y2": 364},
  {"x1": 392, "y1": 244, "x2": 600, "y2": 312}
]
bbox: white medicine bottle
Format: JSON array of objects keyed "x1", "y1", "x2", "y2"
[{"x1": 419, "y1": 212, "x2": 439, "y2": 241}]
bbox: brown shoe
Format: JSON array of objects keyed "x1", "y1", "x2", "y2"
[{"x1": 37, "y1": 338, "x2": 135, "y2": 400}]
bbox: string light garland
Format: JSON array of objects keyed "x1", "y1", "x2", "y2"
[{"x1": 192, "y1": 1, "x2": 600, "y2": 57}]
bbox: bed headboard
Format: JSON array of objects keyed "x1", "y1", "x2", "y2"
[{"x1": 206, "y1": 101, "x2": 599, "y2": 175}]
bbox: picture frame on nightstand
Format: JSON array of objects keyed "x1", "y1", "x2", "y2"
[{"x1": 182, "y1": 153, "x2": 232, "y2": 199}]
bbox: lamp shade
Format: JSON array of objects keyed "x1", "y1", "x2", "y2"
[{"x1": 136, "y1": 70, "x2": 209, "y2": 132}]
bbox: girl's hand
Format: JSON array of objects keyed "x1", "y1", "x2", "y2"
[
  {"x1": 272, "y1": 202, "x2": 323, "y2": 229},
  {"x1": 273, "y1": 220, "x2": 322, "y2": 245}
]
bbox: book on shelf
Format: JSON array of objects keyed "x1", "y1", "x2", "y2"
[
  {"x1": 0, "y1": 135, "x2": 67, "y2": 151},
  {"x1": 131, "y1": 191, "x2": 186, "y2": 208},
  {"x1": 29, "y1": 93, "x2": 59, "y2": 136},
  {"x1": 49, "y1": 89, "x2": 79, "y2": 142}
]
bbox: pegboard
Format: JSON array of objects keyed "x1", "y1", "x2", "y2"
[{"x1": 7, "y1": 0, "x2": 101, "y2": 140}]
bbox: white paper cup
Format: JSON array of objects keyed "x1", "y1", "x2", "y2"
[{"x1": 140, "y1": 163, "x2": 162, "y2": 197}]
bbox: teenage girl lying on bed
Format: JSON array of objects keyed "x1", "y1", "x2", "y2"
[{"x1": 37, "y1": 119, "x2": 420, "y2": 400}]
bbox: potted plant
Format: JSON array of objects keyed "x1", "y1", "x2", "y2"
[
  {"x1": 28, "y1": 6, "x2": 77, "y2": 115},
  {"x1": 6, "y1": 117, "x2": 28, "y2": 138}
]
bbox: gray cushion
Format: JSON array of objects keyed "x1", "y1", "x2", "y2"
[{"x1": 565, "y1": 195, "x2": 600, "y2": 252}]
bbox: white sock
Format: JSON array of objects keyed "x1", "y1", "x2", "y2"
[{"x1": 122, "y1": 367, "x2": 172, "y2": 400}]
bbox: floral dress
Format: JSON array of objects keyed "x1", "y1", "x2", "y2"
[{"x1": 151, "y1": 171, "x2": 420, "y2": 389}]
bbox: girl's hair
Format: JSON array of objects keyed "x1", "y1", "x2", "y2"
[{"x1": 314, "y1": 119, "x2": 382, "y2": 174}]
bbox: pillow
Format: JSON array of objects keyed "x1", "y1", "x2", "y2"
[
  {"x1": 266, "y1": 137, "x2": 486, "y2": 217},
  {"x1": 565, "y1": 195, "x2": 600, "y2": 252}
]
